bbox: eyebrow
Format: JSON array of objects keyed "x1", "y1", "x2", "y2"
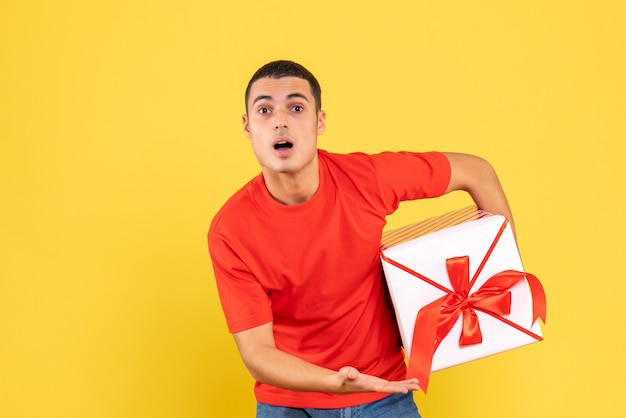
[{"x1": 252, "y1": 92, "x2": 310, "y2": 106}]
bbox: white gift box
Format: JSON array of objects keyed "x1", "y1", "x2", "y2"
[{"x1": 380, "y1": 207, "x2": 545, "y2": 392}]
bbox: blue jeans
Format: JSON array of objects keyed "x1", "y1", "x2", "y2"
[{"x1": 256, "y1": 393, "x2": 421, "y2": 418}]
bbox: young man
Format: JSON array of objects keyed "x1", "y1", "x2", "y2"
[{"x1": 208, "y1": 60, "x2": 514, "y2": 417}]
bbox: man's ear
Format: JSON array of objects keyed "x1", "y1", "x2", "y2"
[
  {"x1": 242, "y1": 114, "x2": 251, "y2": 138},
  {"x1": 317, "y1": 110, "x2": 326, "y2": 135}
]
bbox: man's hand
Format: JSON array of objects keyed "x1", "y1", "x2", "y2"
[{"x1": 334, "y1": 366, "x2": 420, "y2": 394}]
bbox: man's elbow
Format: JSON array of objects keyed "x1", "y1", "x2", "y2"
[{"x1": 444, "y1": 152, "x2": 496, "y2": 194}]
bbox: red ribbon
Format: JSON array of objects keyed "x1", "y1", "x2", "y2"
[{"x1": 381, "y1": 219, "x2": 546, "y2": 393}]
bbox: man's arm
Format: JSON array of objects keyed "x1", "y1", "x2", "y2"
[
  {"x1": 233, "y1": 322, "x2": 420, "y2": 394},
  {"x1": 443, "y1": 152, "x2": 516, "y2": 236}
]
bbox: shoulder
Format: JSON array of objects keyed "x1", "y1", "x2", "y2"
[
  {"x1": 319, "y1": 149, "x2": 450, "y2": 210},
  {"x1": 209, "y1": 175, "x2": 262, "y2": 239},
  {"x1": 317, "y1": 149, "x2": 379, "y2": 176},
  {"x1": 318, "y1": 149, "x2": 448, "y2": 176}
]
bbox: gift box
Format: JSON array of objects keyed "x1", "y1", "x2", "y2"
[{"x1": 380, "y1": 207, "x2": 546, "y2": 392}]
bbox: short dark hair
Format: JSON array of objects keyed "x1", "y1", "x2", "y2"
[{"x1": 245, "y1": 60, "x2": 322, "y2": 113}]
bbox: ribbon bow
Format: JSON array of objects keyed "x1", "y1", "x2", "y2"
[{"x1": 407, "y1": 255, "x2": 546, "y2": 392}]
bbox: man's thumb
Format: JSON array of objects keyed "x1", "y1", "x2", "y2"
[{"x1": 339, "y1": 366, "x2": 359, "y2": 380}]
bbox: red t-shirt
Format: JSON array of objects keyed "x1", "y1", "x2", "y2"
[{"x1": 208, "y1": 150, "x2": 451, "y2": 408}]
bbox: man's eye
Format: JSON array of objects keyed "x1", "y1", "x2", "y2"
[
  {"x1": 293, "y1": 105, "x2": 304, "y2": 112},
  {"x1": 258, "y1": 107, "x2": 271, "y2": 114}
]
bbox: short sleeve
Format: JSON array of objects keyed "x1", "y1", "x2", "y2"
[
  {"x1": 371, "y1": 151, "x2": 451, "y2": 214},
  {"x1": 208, "y1": 216, "x2": 274, "y2": 334}
]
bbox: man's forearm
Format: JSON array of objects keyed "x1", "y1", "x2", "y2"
[
  {"x1": 233, "y1": 322, "x2": 420, "y2": 394},
  {"x1": 239, "y1": 341, "x2": 341, "y2": 393}
]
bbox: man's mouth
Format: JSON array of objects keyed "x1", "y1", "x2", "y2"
[{"x1": 274, "y1": 140, "x2": 293, "y2": 150}]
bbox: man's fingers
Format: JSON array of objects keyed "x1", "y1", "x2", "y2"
[{"x1": 387, "y1": 378, "x2": 420, "y2": 394}]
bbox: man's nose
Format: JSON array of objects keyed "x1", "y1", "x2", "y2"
[{"x1": 273, "y1": 109, "x2": 288, "y2": 130}]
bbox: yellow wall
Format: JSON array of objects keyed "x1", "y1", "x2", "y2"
[{"x1": 1, "y1": 1, "x2": 624, "y2": 417}]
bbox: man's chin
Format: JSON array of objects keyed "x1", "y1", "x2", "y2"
[{"x1": 261, "y1": 162, "x2": 296, "y2": 175}]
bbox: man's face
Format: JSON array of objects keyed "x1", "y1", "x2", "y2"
[{"x1": 243, "y1": 77, "x2": 326, "y2": 178}]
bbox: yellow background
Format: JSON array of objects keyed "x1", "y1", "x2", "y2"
[{"x1": 1, "y1": 1, "x2": 624, "y2": 417}]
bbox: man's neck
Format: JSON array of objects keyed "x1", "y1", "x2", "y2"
[{"x1": 263, "y1": 168, "x2": 320, "y2": 206}]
